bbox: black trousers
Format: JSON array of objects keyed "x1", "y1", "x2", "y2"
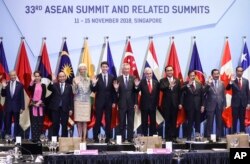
[
  {"x1": 51, "y1": 108, "x2": 69, "y2": 137},
  {"x1": 93, "y1": 103, "x2": 112, "y2": 141},
  {"x1": 5, "y1": 111, "x2": 20, "y2": 137},
  {"x1": 164, "y1": 103, "x2": 178, "y2": 141},
  {"x1": 232, "y1": 106, "x2": 246, "y2": 133},
  {"x1": 141, "y1": 109, "x2": 156, "y2": 136}
]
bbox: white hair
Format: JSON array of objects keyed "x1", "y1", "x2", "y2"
[{"x1": 78, "y1": 63, "x2": 87, "y2": 69}]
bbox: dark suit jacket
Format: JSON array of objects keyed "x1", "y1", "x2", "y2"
[
  {"x1": 90, "y1": 73, "x2": 116, "y2": 108},
  {"x1": 159, "y1": 77, "x2": 181, "y2": 109},
  {"x1": 204, "y1": 81, "x2": 226, "y2": 111},
  {"x1": 1, "y1": 81, "x2": 25, "y2": 112},
  {"x1": 226, "y1": 77, "x2": 250, "y2": 108},
  {"x1": 181, "y1": 81, "x2": 204, "y2": 111},
  {"x1": 28, "y1": 83, "x2": 46, "y2": 103},
  {"x1": 47, "y1": 82, "x2": 73, "y2": 112},
  {"x1": 116, "y1": 75, "x2": 138, "y2": 109},
  {"x1": 138, "y1": 79, "x2": 159, "y2": 110}
]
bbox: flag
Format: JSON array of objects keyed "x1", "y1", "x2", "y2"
[
  {"x1": 15, "y1": 39, "x2": 32, "y2": 131},
  {"x1": 240, "y1": 41, "x2": 250, "y2": 127},
  {"x1": 121, "y1": 39, "x2": 140, "y2": 130},
  {"x1": 80, "y1": 39, "x2": 95, "y2": 78},
  {"x1": 0, "y1": 40, "x2": 9, "y2": 81},
  {"x1": 166, "y1": 41, "x2": 185, "y2": 127},
  {"x1": 79, "y1": 39, "x2": 96, "y2": 129},
  {"x1": 121, "y1": 40, "x2": 140, "y2": 79},
  {"x1": 0, "y1": 40, "x2": 9, "y2": 108},
  {"x1": 220, "y1": 39, "x2": 234, "y2": 128},
  {"x1": 58, "y1": 40, "x2": 75, "y2": 84},
  {"x1": 58, "y1": 40, "x2": 75, "y2": 129},
  {"x1": 37, "y1": 39, "x2": 53, "y2": 130},
  {"x1": 189, "y1": 41, "x2": 205, "y2": 84},
  {"x1": 142, "y1": 39, "x2": 164, "y2": 125},
  {"x1": 98, "y1": 39, "x2": 118, "y2": 128}
]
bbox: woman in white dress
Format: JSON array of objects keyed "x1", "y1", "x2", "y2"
[{"x1": 72, "y1": 63, "x2": 91, "y2": 142}]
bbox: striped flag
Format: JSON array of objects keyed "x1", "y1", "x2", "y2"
[
  {"x1": 0, "y1": 39, "x2": 9, "y2": 109},
  {"x1": 142, "y1": 38, "x2": 164, "y2": 125},
  {"x1": 98, "y1": 38, "x2": 119, "y2": 128},
  {"x1": 37, "y1": 39, "x2": 53, "y2": 130}
]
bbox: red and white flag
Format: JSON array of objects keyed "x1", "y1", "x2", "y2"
[
  {"x1": 15, "y1": 39, "x2": 32, "y2": 131},
  {"x1": 220, "y1": 39, "x2": 234, "y2": 128},
  {"x1": 120, "y1": 38, "x2": 140, "y2": 130}
]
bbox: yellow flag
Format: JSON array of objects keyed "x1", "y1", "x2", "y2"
[{"x1": 80, "y1": 39, "x2": 95, "y2": 77}]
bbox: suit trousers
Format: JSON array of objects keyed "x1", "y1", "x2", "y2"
[
  {"x1": 205, "y1": 104, "x2": 223, "y2": 138},
  {"x1": 141, "y1": 109, "x2": 156, "y2": 136},
  {"x1": 93, "y1": 103, "x2": 112, "y2": 141},
  {"x1": 5, "y1": 111, "x2": 20, "y2": 137},
  {"x1": 52, "y1": 108, "x2": 69, "y2": 137},
  {"x1": 164, "y1": 103, "x2": 178, "y2": 141},
  {"x1": 118, "y1": 107, "x2": 134, "y2": 141},
  {"x1": 232, "y1": 106, "x2": 246, "y2": 133}
]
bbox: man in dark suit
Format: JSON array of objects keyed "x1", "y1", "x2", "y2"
[
  {"x1": 138, "y1": 67, "x2": 159, "y2": 136},
  {"x1": 113, "y1": 63, "x2": 139, "y2": 142},
  {"x1": 181, "y1": 70, "x2": 204, "y2": 140},
  {"x1": 1, "y1": 70, "x2": 24, "y2": 137},
  {"x1": 226, "y1": 66, "x2": 250, "y2": 133},
  {"x1": 48, "y1": 71, "x2": 73, "y2": 137},
  {"x1": 90, "y1": 61, "x2": 116, "y2": 143},
  {"x1": 159, "y1": 66, "x2": 182, "y2": 142},
  {"x1": 204, "y1": 69, "x2": 226, "y2": 140}
]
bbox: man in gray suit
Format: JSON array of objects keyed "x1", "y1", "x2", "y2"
[
  {"x1": 204, "y1": 69, "x2": 226, "y2": 140},
  {"x1": 226, "y1": 66, "x2": 250, "y2": 133}
]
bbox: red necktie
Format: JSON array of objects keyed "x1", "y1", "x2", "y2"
[
  {"x1": 238, "y1": 78, "x2": 242, "y2": 89},
  {"x1": 148, "y1": 79, "x2": 152, "y2": 93}
]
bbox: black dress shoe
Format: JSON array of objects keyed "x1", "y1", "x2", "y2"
[{"x1": 216, "y1": 137, "x2": 221, "y2": 142}]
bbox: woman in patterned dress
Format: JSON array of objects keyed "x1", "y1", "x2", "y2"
[{"x1": 72, "y1": 63, "x2": 91, "y2": 142}]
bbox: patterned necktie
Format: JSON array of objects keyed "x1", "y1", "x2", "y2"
[{"x1": 148, "y1": 79, "x2": 152, "y2": 93}]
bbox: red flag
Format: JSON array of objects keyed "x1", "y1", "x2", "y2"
[
  {"x1": 15, "y1": 39, "x2": 32, "y2": 131},
  {"x1": 220, "y1": 39, "x2": 234, "y2": 128},
  {"x1": 37, "y1": 39, "x2": 53, "y2": 130},
  {"x1": 121, "y1": 39, "x2": 141, "y2": 130},
  {"x1": 122, "y1": 40, "x2": 140, "y2": 79},
  {"x1": 165, "y1": 40, "x2": 185, "y2": 127}
]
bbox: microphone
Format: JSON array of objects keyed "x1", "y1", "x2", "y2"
[{"x1": 15, "y1": 143, "x2": 34, "y2": 161}]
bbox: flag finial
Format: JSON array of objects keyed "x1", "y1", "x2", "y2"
[
  {"x1": 105, "y1": 36, "x2": 109, "y2": 39},
  {"x1": 63, "y1": 37, "x2": 67, "y2": 40},
  {"x1": 149, "y1": 36, "x2": 153, "y2": 40},
  {"x1": 171, "y1": 36, "x2": 175, "y2": 40},
  {"x1": 85, "y1": 37, "x2": 88, "y2": 40},
  {"x1": 21, "y1": 36, "x2": 25, "y2": 40},
  {"x1": 193, "y1": 36, "x2": 196, "y2": 39},
  {"x1": 243, "y1": 36, "x2": 246, "y2": 39},
  {"x1": 43, "y1": 37, "x2": 47, "y2": 40},
  {"x1": 225, "y1": 36, "x2": 229, "y2": 39},
  {"x1": 0, "y1": 37, "x2": 2, "y2": 41},
  {"x1": 127, "y1": 36, "x2": 131, "y2": 40}
]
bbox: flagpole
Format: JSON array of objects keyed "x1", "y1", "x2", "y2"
[{"x1": 243, "y1": 36, "x2": 246, "y2": 43}]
